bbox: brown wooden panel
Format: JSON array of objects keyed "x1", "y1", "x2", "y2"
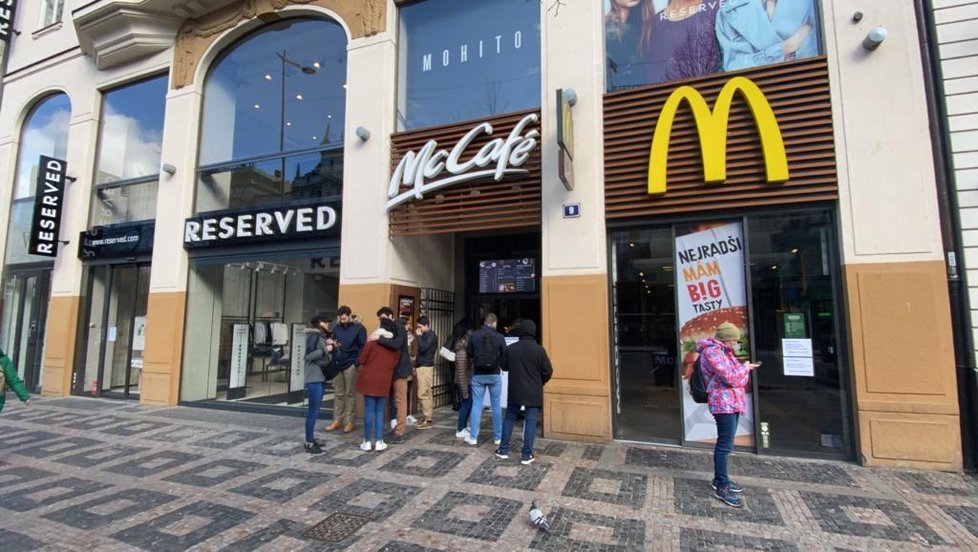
[
  {"x1": 389, "y1": 110, "x2": 542, "y2": 236},
  {"x1": 604, "y1": 57, "x2": 838, "y2": 220}
]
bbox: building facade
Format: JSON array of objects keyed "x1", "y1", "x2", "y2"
[{"x1": 0, "y1": 0, "x2": 964, "y2": 470}]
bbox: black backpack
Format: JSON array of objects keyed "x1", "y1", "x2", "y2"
[
  {"x1": 473, "y1": 331, "x2": 500, "y2": 369},
  {"x1": 689, "y1": 353, "x2": 710, "y2": 404}
]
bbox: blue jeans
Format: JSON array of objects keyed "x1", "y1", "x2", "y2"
[
  {"x1": 468, "y1": 374, "x2": 502, "y2": 441},
  {"x1": 713, "y1": 412, "x2": 739, "y2": 488},
  {"x1": 456, "y1": 385, "x2": 472, "y2": 432},
  {"x1": 499, "y1": 405, "x2": 540, "y2": 459},
  {"x1": 363, "y1": 395, "x2": 385, "y2": 442},
  {"x1": 305, "y1": 382, "x2": 325, "y2": 443}
]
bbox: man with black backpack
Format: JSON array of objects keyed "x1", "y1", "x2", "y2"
[{"x1": 463, "y1": 313, "x2": 507, "y2": 446}]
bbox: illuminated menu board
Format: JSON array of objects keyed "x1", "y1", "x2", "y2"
[{"x1": 478, "y1": 258, "x2": 536, "y2": 294}]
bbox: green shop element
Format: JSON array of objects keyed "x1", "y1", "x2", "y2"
[{"x1": 783, "y1": 313, "x2": 806, "y2": 339}]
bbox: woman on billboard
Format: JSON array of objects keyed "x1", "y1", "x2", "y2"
[
  {"x1": 638, "y1": 0, "x2": 722, "y2": 84},
  {"x1": 715, "y1": 0, "x2": 820, "y2": 72}
]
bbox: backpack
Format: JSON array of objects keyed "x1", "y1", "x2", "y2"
[
  {"x1": 689, "y1": 353, "x2": 709, "y2": 404},
  {"x1": 473, "y1": 331, "x2": 500, "y2": 369}
]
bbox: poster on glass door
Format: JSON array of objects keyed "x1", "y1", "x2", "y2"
[{"x1": 675, "y1": 221, "x2": 754, "y2": 446}]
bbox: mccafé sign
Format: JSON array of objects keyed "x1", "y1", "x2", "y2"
[
  {"x1": 647, "y1": 76, "x2": 789, "y2": 194},
  {"x1": 387, "y1": 113, "x2": 540, "y2": 210}
]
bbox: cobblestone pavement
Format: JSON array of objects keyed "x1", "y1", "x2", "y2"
[{"x1": 2, "y1": 397, "x2": 977, "y2": 551}]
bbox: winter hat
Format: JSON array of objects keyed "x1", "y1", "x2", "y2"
[{"x1": 715, "y1": 322, "x2": 741, "y2": 342}]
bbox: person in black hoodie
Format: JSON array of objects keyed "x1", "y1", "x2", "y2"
[
  {"x1": 495, "y1": 319, "x2": 553, "y2": 465},
  {"x1": 372, "y1": 306, "x2": 412, "y2": 443}
]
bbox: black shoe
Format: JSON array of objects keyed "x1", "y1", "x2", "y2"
[
  {"x1": 712, "y1": 481, "x2": 744, "y2": 493},
  {"x1": 387, "y1": 434, "x2": 406, "y2": 444},
  {"x1": 304, "y1": 442, "x2": 323, "y2": 454},
  {"x1": 520, "y1": 455, "x2": 536, "y2": 465},
  {"x1": 714, "y1": 486, "x2": 743, "y2": 508}
]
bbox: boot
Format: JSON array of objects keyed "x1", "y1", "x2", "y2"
[{"x1": 324, "y1": 421, "x2": 342, "y2": 432}]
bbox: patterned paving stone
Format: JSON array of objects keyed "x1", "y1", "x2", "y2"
[
  {"x1": 942, "y1": 505, "x2": 978, "y2": 538},
  {"x1": 465, "y1": 457, "x2": 551, "y2": 491},
  {"x1": 52, "y1": 445, "x2": 150, "y2": 469},
  {"x1": 243, "y1": 435, "x2": 306, "y2": 457},
  {"x1": 30, "y1": 411, "x2": 87, "y2": 426},
  {"x1": 98, "y1": 420, "x2": 171, "y2": 437},
  {"x1": 537, "y1": 441, "x2": 567, "y2": 458},
  {"x1": 62, "y1": 415, "x2": 127, "y2": 431},
  {"x1": 673, "y1": 477, "x2": 785, "y2": 526},
  {"x1": 896, "y1": 471, "x2": 978, "y2": 497},
  {"x1": 679, "y1": 528, "x2": 799, "y2": 551},
  {"x1": 5, "y1": 430, "x2": 61, "y2": 449},
  {"x1": 0, "y1": 528, "x2": 44, "y2": 551},
  {"x1": 0, "y1": 466, "x2": 57, "y2": 487},
  {"x1": 105, "y1": 451, "x2": 205, "y2": 478},
  {"x1": 145, "y1": 425, "x2": 216, "y2": 443},
  {"x1": 188, "y1": 430, "x2": 269, "y2": 449},
  {"x1": 310, "y1": 442, "x2": 380, "y2": 468},
  {"x1": 218, "y1": 519, "x2": 310, "y2": 551},
  {"x1": 230, "y1": 468, "x2": 331, "y2": 503},
  {"x1": 802, "y1": 491, "x2": 947, "y2": 545},
  {"x1": 627, "y1": 447, "x2": 857, "y2": 487},
  {"x1": 312, "y1": 478, "x2": 423, "y2": 520},
  {"x1": 111, "y1": 500, "x2": 254, "y2": 552},
  {"x1": 2, "y1": 408, "x2": 69, "y2": 422},
  {"x1": 414, "y1": 491, "x2": 522, "y2": 542},
  {"x1": 13, "y1": 436, "x2": 104, "y2": 459},
  {"x1": 380, "y1": 449, "x2": 466, "y2": 479},
  {"x1": 42, "y1": 489, "x2": 177, "y2": 529},
  {"x1": 530, "y1": 507, "x2": 646, "y2": 551},
  {"x1": 582, "y1": 445, "x2": 605, "y2": 461},
  {"x1": 561, "y1": 467, "x2": 647, "y2": 509},
  {"x1": 378, "y1": 541, "x2": 443, "y2": 552},
  {"x1": 163, "y1": 459, "x2": 267, "y2": 488},
  {"x1": 0, "y1": 477, "x2": 105, "y2": 512}
]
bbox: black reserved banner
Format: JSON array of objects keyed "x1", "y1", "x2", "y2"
[{"x1": 28, "y1": 155, "x2": 67, "y2": 258}]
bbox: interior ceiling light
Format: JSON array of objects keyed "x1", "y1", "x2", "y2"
[
  {"x1": 296, "y1": 94, "x2": 304, "y2": 100},
  {"x1": 313, "y1": 61, "x2": 321, "y2": 68},
  {"x1": 264, "y1": 74, "x2": 272, "y2": 80}
]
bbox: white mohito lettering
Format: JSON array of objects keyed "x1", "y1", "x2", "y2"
[
  {"x1": 386, "y1": 113, "x2": 540, "y2": 211},
  {"x1": 183, "y1": 205, "x2": 338, "y2": 245},
  {"x1": 420, "y1": 30, "x2": 526, "y2": 71}
]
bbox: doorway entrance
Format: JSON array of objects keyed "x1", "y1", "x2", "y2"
[
  {"x1": 0, "y1": 268, "x2": 51, "y2": 392},
  {"x1": 77, "y1": 263, "x2": 151, "y2": 399},
  {"x1": 464, "y1": 233, "x2": 541, "y2": 335}
]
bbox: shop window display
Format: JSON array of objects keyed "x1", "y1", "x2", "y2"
[
  {"x1": 181, "y1": 256, "x2": 340, "y2": 407},
  {"x1": 604, "y1": 0, "x2": 822, "y2": 91},
  {"x1": 396, "y1": 0, "x2": 541, "y2": 130}
]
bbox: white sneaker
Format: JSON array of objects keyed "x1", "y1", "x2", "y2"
[
  {"x1": 359, "y1": 440, "x2": 372, "y2": 451},
  {"x1": 407, "y1": 415, "x2": 418, "y2": 425},
  {"x1": 374, "y1": 440, "x2": 388, "y2": 451},
  {"x1": 464, "y1": 435, "x2": 478, "y2": 446},
  {"x1": 494, "y1": 439, "x2": 501, "y2": 445},
  {"x1": 390, "y1": 419, "x2": 397, "y2": 429},
  {"x1": 455, "y1": 428, "x2": 470, "y2": 439}
]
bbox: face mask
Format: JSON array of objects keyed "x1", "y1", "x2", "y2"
[{"x1": 731, "y1": 342, "x2": 742, "y2": 353}]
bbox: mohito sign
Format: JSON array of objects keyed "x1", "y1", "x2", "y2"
[
  {"x1": 386, "y1": 113, "x2": 540, "y2": 210},
  {"x1": 184, "y1": 201, "x2": 340, "y2": 249},
  {"x1": 648, "y1": 76, "x2": 789, "y2": 195}
]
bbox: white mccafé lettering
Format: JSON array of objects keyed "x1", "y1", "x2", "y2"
[
  {"x1": 387, "y1": 113, "x2": 539, "y2": 210},
  {"x1": 184, "y1": 205, "x2": 337, "y2": 244}
]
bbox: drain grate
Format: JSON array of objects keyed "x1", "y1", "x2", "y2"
[{"x1": 303, "y1": 512, "x2": 371, "y2": 543}]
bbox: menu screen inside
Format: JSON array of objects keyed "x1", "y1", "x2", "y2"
[{"x1": 478, "y1": 258, "x2": 536, "y2": 294}]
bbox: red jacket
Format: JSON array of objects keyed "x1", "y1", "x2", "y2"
[{"x1": 356, "y1": 341, "x2": 399, "y2": 397}]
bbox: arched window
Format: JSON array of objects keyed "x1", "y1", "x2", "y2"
[
  {"x1": 5, "y1": 93, "x2": 71, "y2": 265},
  {"x1": 196, "y1": 17, "x2": 347, "y2": 213}
]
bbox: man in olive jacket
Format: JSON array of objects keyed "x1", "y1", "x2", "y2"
[
  {"x1": 0, "y1": 348, "x2": 31, "y2": 413},
  {"x1": 495, "y1": 320, "x2": 552, "y2": 465}
]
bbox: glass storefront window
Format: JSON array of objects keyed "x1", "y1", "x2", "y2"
[
  {"x1": 396, "y1": 0, "x2": 541, "y2": 131},
  {"x1": 12, "y1": 94, "x2": 70, "y2": 200},
  {"x1": 181, "y1": 255, "x2": 340, "y2": 407},
  {"x1": 90, "y1": 180, "x2": 160, "y2": 227},
  {"x1": 603, "y1": 0, "x2": 822, "y2": 91}
]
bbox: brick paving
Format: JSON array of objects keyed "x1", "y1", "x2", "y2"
[{"x1": 1, "y1": 397, "x2": 977, "y2": 551}]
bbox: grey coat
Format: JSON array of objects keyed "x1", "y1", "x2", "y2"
[{"x1": 304, "y1": 328, "x2": 332, "y2": 385}]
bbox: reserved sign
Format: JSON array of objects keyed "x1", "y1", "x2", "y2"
[
  {"x1": 183, "y1": 201, "x2": 341, "y2": 249},
  {"x1": 28, "y1": 155, "x2": 67, "y2": 257}
]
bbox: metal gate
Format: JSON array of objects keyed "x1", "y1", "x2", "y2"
[{"x1": 420, "y1": 288, "x2": 455, "y2": 409}]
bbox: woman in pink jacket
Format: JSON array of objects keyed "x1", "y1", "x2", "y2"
[{"x1": 696, "y1": 322, "x2": 760, "y2": 508}]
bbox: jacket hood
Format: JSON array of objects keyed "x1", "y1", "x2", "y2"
[
  {"x1": 518, "y1": 320, "x2": 538, "y2": 338},
  {"x1": 371, "y1": 328, "x2": 394, "y2": 340},
  {"x1": 696, "y1": 337, "x2": 725, "y2": 353}
]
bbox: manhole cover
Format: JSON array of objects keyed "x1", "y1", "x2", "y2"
[{"x1": 303, "y1": 512, "x2": 371, "y2": 543}]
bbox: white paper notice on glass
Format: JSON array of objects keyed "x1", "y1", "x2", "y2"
[
  {"x1": 782, "y1": 338, "x2": 813, "y2": 358},
  {"x1": 108, "y1": 326, "x2": 117, "y2": 342},
  {"x1": 784, "y1": 356, "x2": 815, "y2": 377}
]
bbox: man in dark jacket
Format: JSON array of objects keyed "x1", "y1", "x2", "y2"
[
  {"x1": 464, "y1": 313, "x2": 508, "y2": 446},
  {"x1": 373, "y1": 306, "x2": 411, "y2": 442},
  {"x1": 495, "y1": 319, "x2": 553, "y2": 465},
  {"x1": 326, "y1": 305, "x2": 366, "y2": 434},
  {"x1": 414, "y1": 315, "x2": 438, "y2": 429}
]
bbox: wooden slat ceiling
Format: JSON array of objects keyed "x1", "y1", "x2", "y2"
[
  {"x1": 389, "y1": 109, "x2": 542, "y2": 237},
  {"x1": 605, "y1": 57, "x2": 838, "y2": 220}
]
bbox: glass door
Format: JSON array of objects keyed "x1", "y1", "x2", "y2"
[{"x1": 0, "y1": 270, "x2": 50, "y2": 392}]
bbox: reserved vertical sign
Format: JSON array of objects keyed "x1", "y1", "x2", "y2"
[
  {"x1": 28, "y1": 155, "x2": 68, "y2": 257},
  {"x1": 0, "y1": 0, "x2": 18, "y2": 44}
]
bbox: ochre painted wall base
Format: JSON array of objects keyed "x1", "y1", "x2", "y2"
[
  {"x1": 141, "y1": 292, "x2": 187, "y2": 407},
  {"x1": 41, "y1": 295, "x2": 80, "y2": 397},
  {"x1": 844, "y1": 260, "x2": 962, "y2": 471}
]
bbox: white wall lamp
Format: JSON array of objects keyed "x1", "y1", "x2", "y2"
[
  {"x1": 355, "y1": 126, "x2": 370, "y2": 142},
  {"x1": 563, "y1": 88, "x2": 578, "y2": 107},
  {"x1": 161, "y1": 163, "x2": 177, "y2": 176},
  {"x1": 863, "y1": 26, "x2": 887, "y2": 51}
]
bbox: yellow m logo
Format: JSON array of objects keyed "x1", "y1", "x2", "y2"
[{"x1": 647, "y1": 76, "x2": 789, "y2": 195}]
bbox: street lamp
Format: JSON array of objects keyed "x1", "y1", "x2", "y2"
[{"x1": 276, "y1": 49, "x2": 317, "y2": 152}]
